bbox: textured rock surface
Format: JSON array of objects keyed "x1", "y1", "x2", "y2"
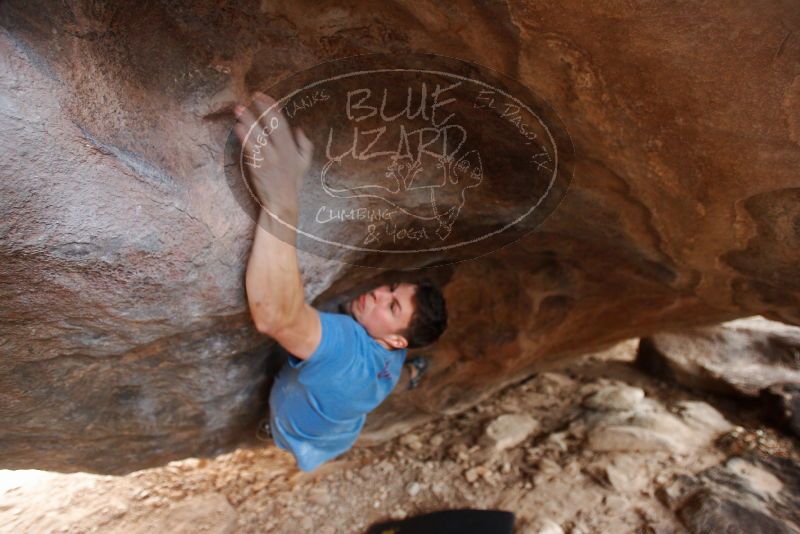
[
  {"x1": 582, "y1": 388, "x2": 732, "y2": 454},
  {"x1": 638, "y1": 317, "x2": 800, "y2": 440},
  {"x1": 659, "y1": 455, "x2": 800, "y2": 534},
  {"x1": 761, "y1": 384, "x2": 800, "y2": 439},
  {"x1": 1, "y1": 1, "x2": 800, "y2": 473},
  {"x1": 638, "y1": 316, "x2": 800, "y2": 397}
]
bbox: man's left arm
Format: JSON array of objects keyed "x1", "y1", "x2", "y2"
[
  {"x1": 245, "y1": 209, "x2": 321, "y2": 360},
  {"x1": 234, "y1": 92, "x2": 321, "y2": 360}
]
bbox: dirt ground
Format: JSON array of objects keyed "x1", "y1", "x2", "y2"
[{"x1": 2, "y1": 339, "x2": 797, "y2": 534}]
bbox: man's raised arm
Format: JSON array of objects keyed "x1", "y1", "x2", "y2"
[
  {"x1": 234, "y1": 92, "x2": 321, "y2": 360},
  {"x1": 245, "y1": 210, "x2": 302, "y2": 330}
]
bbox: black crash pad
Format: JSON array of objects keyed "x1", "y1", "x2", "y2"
[{"x1": 366, "y1": 509, "x2": 515, "y2": 534}]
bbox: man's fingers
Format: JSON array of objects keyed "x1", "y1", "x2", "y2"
[
  {"x1": 234, "y1": 103, "x2": 260, "y2": 137},
  {"x1": 234, "y1": 121, "x2": 276, "y2": 168},
  {"x1": 295, "y1": 127, "x2": 314, "y2": 164},
  {"x1": 234, "y1": 100, "x2": 278, "y2": 163},
  {"x1": 234, "y1": 93, "x2": 313, "y2": 174},
  {"x1": 252, "y1": 92, "x2": 295, "y2": 155},
  {"x1": 233, "y1": 122, "x2": 256, "y2": 154}
]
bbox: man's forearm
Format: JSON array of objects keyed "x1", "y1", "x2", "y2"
[{"x1": 245, "y1": 209, "x2": 306, "y2": 333}]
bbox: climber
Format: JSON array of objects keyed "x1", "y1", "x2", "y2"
[{"x1": 233, "y1": 92, "x2": 448, "y2": 472}]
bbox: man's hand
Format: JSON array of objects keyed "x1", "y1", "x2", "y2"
[{"x1": 233, "y1": 92, "x2": 314, "y2": 222}]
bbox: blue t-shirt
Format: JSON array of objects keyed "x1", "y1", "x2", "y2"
[{"x1": 269, "y1": 311, "x2": 407, "y2": 471}]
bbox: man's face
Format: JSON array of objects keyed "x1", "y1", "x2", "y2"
[{"x1": 349, "y1": 282, "x2": 417, "y2": 348}]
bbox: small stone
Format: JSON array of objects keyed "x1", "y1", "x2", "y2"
[
  {"x1": 586, "y1": 405, "x2": 695, "y2": 454},
  {"x1": 538, "y1": 372, "x2": 577, "y2": 392},
  {"x1": 564, "y1": 460, "x2": 580, "y2": 476},
  {"x1": 535, "y1": 520, "x2": 565, "y2": 534},
  {"x1": 656, "y1": 475, "x2": 695, "y2": 509},
  {"x1": 400, "y1": 433, "x2": 423, "y2": 450},
  {"x1": 391, "y1": 508, "x2": 408, "y2": 520},
  {"x1": 309, "y1": 487, "x2": 331, "y2": 506},
  {"x1": 465, "y1": 465, "x2": 490, "y2": 483},
  {"x1": 407, "y1": 482, "x2": 421, "y2": 497},
  {"x1": 603, "y1": 494, "x2": 627, "y2": 509},
  {"x1": 538, "y1": 458, "x2": 561, "y2": 474},
  {"x1": 430, "y1": 435, "x2": 444, "y2": 447},
  {"x1": 483, "y1": 414, "x2": 540, "y2": 451},
  {"x1": 465, "y1": 468, "x2": 480, "y2": 483},
  {"x1": 547, "y1": 432, "x2": 569, "y2": 452},
  {"x1": 300, "y1": 516, "x2": 313, "y2": 530},
  {"x1": 584, "y1": 385, "x2": 645, "y2": 411},
  {"x1": 377, "y1": 461, "x2": 395, "y2": 474}
]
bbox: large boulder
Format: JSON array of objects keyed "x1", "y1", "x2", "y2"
[
  {"x1": 1, "y1": 1, "x2": 799, "y2": 473},
  {"x1": 637, "y1": 317, "x2": 800, "y2": 437},
  {"x1": 637, "y1": 317, "x2": 800, "y2": 397},
  {"x1": 658, "y1": 455, "x2": 800, "y2": 534}
]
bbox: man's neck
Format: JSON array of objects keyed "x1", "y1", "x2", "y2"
[
  {"x1": 340, "y1": 301, "x2": 396, "y2": 351},
  {"x1": 375, "y1": 338, "x2": 394, "y2": 351},
  {"x1": 339, "y1": 300, "x2": 354, "y2": 319}
]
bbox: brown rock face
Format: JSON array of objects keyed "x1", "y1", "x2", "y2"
[{"x1": 1, "y1": 1, "x2": 799, "y2": 474}]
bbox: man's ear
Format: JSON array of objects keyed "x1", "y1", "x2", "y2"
[{"x1": 386, "y1": 334, "x2": 409, "y2": 350}]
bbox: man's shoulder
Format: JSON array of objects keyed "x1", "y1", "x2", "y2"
[
  {"x1": 317, "y1": 310, "x2": 365, "y2": 339},
  {"x1": 315, "y1": 310, "x2": 394, "y2": 360},
  {"x1": 296, "y1": 310, "x2": 369, "y2": 365},
  {"x1": 318, "y1": 309, "x2": 357, "y2": 323}
]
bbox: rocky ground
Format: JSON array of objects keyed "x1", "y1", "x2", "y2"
[{"x1": 2, "y1": 338, "x2": 799, "y2": 534}]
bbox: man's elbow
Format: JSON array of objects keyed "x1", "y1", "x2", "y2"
[
  {"x1": 252, "y1": 301, "x2": 307, "y2": 336},
  {"x1": 254, "y1": 318, "x2": 279, "y2": 336},
  {"x1": 250, "y1": 303, "x2": 288, "y2": 335}
]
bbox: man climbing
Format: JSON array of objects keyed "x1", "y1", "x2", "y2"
[{"x1": 233, "y1": 92, "x2": 448, "y2": 472}]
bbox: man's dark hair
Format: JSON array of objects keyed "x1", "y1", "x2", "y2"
[{"x1": 401, "y1": 279, "x2": 448, "y2": 349}]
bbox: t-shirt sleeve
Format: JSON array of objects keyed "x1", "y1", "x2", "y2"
[{"x1": 286, "y1": 311, "x2": 359, "y2": 373}]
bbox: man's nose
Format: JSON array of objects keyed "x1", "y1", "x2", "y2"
[{"x1": 372, "y1": 285, "x2": 390, "y2": 301}]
